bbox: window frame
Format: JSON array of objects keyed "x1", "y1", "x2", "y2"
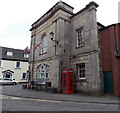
[
  {"x1": 7, "y1": 51, "x2": 13, "y2": 56},
  {"x1": 77, "y1": 63, "x2": 86, "y2": 79},
  {"x1": 22, "y1": 73, "x2": 27, "y2": 80},
  {"x1": 24, "y1": 53, "x2": 29, "y2": 58},
  {"x1": 76, "y1": 27, "x2": 84, "y2": 47},
  {"x1": 15, "y1": 61, "x2": 21, "y2": 69},
  {"x1": 0, "y1": 60, "x2": 3, "y2": 67},
  {"x1": 37, "y1": 64, "x2": 49, "y2": 84},
  {"x1": 40, "y1": 34, "x2": 47, "y2": 54}
]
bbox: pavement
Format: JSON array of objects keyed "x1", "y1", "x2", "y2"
[{"x1": 1, "y1": 84, "x2": 119, "y2": 104}]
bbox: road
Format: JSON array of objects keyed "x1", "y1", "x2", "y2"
[{"x1": 1, "y1": 94, "x2": 118, "y2": 111}]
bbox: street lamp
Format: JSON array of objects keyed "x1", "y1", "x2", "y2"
[{"x1": 49, "y1": 31, "x2": 58, "y2": 44}]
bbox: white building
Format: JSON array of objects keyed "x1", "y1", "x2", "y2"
[{"x1": 0, "y1": 46, "x2": 29, "y2": 83}]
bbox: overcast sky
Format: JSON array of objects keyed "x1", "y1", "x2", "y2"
[{"x1": 0, "y1": 0, "x2": 119, "y2": 50}]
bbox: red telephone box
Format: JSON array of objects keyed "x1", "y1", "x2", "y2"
[{"x1": 62, "y1": 69, "x2": 74, "y2": 94}]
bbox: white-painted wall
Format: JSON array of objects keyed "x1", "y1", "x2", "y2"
[{"x1": 0, "y1": 60, "x2": 28, "y2": 82}]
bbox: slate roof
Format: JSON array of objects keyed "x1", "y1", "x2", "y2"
[{"x1": 0, "y1": 46, "x2": 29, "y2": 62}]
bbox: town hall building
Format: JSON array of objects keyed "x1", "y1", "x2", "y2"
[{"x1": 29, "y1": 1, "x2": 103, "y2": 95}]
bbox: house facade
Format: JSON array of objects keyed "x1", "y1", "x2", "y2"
[
  {"x1": 0, "y1": 46, "x2": 29, "y2": 82},
  {"x1": 99, "y1": 23, "x2": 120, "y2": 96},
  {"x1": 29, "y1": 1, "x2": 103, "y2": 95}
]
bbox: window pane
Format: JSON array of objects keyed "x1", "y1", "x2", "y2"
[
  {"x1": 24, "y1": 54, "x2": 29, "y2": 58},
  {"x1": 22, "y1": 73, "x2": 27, "y2": 79},
  {"x1": 0, "y1": 60, "x2": 1, "y2": 67},
  {"x1": 7, "y1": 51, "x2": 13, "y2": 56},
  {"x1": 41, "y1": 35, "x2": 47, "y2": 54},
  {"x1": 37, "y1": 64, "x2": 49, "y2": 84},
  {"x1": 77, "y1": 28, "x2": 84, "y2": 47},
  {"x1": 77, "y1": 63, "x2": 85, "y2": 79},
  {"x1": 16, "y1": 62, "x2": 20, "y2": 68}
]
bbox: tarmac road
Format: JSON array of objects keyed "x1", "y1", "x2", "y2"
[
  {"x1": 1, "y1": 94, "x2": 118, "y2": 111},
  {"x1": 1, "y1": 84, "x2": 119, "y2": 112}
]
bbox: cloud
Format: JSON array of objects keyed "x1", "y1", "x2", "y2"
[
  {"x1": 0, "y1": 34, "x2": 30, "y2": 49},
  {"x1": 0, "y1": 0, "x2": 118, "y2": 49}
]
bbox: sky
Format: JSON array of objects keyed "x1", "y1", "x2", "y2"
[{"x1": 0, "y1": 0, "x2": 119, "y2": 50}]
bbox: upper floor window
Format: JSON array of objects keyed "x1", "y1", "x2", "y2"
[
  {"x1": 0, "y1": 60, "x2": 2, "y2": 67},
  {"x1": 24, "y1": 54, "x2": 29, "y2": 58},
  {"x1": 7, "y1": 51, "x2": 13, "y2": 56},
  {"x1": 15, "y1": 61, "x2": 21, "y2": 68},
  {"x1": 40, "y1": 34, "x2": 47, "y2": 54},
  {"x1": 77, "y1": 63, "x2": 86, "y2": 79},
  {"x1": 76, "y1": 28, "x2": 84, "y2": 47}
]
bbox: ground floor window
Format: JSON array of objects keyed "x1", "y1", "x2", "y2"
[
  {"x1": 2, "y1": 70, "x2": 14, "y2": 79},
  {"x1": 22, "y1": 73, "x2": 27, "y2": 80},
  {"x1": 77, "y1": 63, "x2": 86, "y2": 79},
  {"x1": 37, "y1": 64, "x2": 49, "y2": 84}
]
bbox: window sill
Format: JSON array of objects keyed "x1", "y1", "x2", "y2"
[
  {"x1": 15, "y1": 68, "x2": 21, "y2": 69},
  {"x1": 76, "y1": 78, "x2": 86, "y2": 82},
  {"x1": 21, "y1": 79, "x2": 27, "y2": 80},
  {"x1": 39, "y1": 52, "x2": 47, "y2": 56},
  {"x1": 76, "y1": 44, "x2": 85, "y2": 49}
]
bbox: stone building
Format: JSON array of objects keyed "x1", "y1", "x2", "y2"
[{"x1": 29, "y1": 1, "x2": 103, "y2": 95}]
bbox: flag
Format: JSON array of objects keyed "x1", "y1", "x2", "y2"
[
  {"x1": 35, "y1": 42, "x2": 42, "y2": 49},
  {"x1": 24, "y1": 46, "x2": 30, "y2": 53}
]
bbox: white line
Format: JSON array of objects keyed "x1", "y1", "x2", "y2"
[{"x1": 0, "y1": 94, "x2": 62, "y2": 103}]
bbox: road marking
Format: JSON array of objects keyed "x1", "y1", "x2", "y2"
[
  {"x1": 0, "y1": 94, "x2": 62, "y2": 103},
  {"x1": 0, "y1": 94, "x2": 9, "y2": 99},
  {"x1": 0, "y1": 94, "x2": 118, "y2": 106}
]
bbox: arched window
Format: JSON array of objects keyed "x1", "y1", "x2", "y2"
[
  {"x1": 37, "y1": 64, "x2": 49, "y2": 84},
  {"x1": 40, "y1": 34, "x2": 47, "y2": 54},
  {"x1": 2, "y1": 70, "x2": 14, "y2": 79}
]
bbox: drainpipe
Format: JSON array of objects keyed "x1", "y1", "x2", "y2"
[
  {"x1": 114, "y1": 24, "x2": 120, "y2": 57},
  {"x1": 113, "y1": 24, "x2": 118, "y2": 53},
  {"x1": 31, "y1": 35, "x2": 36, "y2": 82}
]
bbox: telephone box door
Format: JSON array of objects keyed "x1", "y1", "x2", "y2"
[{"x1": 62, "y1": 69, "x2": 74, "y2": 94}]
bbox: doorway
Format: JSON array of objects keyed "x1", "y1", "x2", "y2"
[{"x1": 104, "y1": 71, "x2": 114, "y2": 95}]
